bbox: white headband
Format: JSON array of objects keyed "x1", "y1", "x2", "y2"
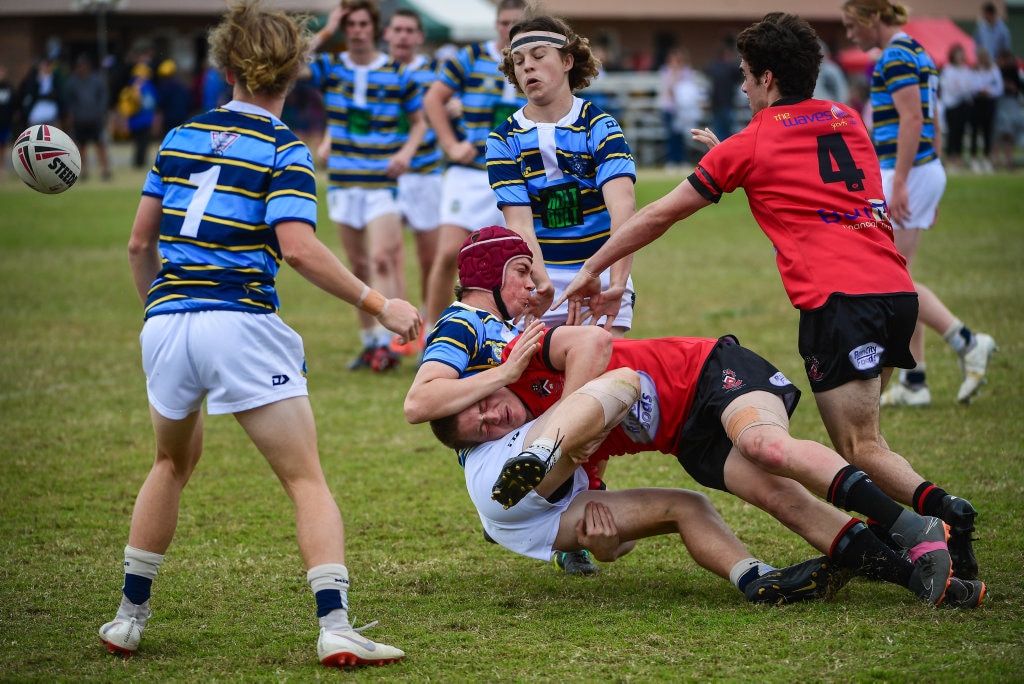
[{"x1": 510, "y1": 31, "x2": 568, "y2": 54}]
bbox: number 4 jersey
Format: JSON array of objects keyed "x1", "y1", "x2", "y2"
[{"x1": 688, "y1": 97, "x2": 914, "y2": 310}]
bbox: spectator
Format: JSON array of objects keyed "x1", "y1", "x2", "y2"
[
  {"x1": 658, "y1": 48, "x2": 689, "y2": 171},
  {"x1": 814, "y1": 40, "x2": 850, "y2": 104},
  {"x1": 970, "y1": 46, "x2": 1004, "y2": 173},
  {"x1": 941, "y1": 44, "x2": 975, "y2": 173},
  {"x1": 155, "y1": 59, "x2": 192, "y2": 135},
  {"x1": 117, "y1": 62, "x2": 157, "y2": 169},
  {"x1": 974, "y1": 2, "x2": 1012, "y2": 60},
  {"x1": 992, "y1": 49, "x2": 1023, "y2": 169},
  {"x1": 19, "y1": 57, "x2": 65, "y2": 128},
  {"x1": 200, "y1": 59, "x2": 231, "y2": 111},
  {"x1": 0, "y1": 65, "x2": 14, "y2": 177},
  {"x1": 705, "y1": 38, "x2": 742, "y2": 139},
  {"x1": 65, "y1": 53, "x2": 111, "y2": 181}
]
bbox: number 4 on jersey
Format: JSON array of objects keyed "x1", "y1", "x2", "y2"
[{"x1": 817, "y1": 133, "x2": 866, "y2": 192}]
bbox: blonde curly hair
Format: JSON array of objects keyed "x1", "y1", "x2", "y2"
[{"x1": 207, "y1": 0, "x2": 313, "y2": 98}]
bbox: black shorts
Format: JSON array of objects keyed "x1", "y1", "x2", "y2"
[
  {"x1": 798, "y1": 293, "x2": 918, "y2": 393},
  {"x1": 73, "y1": 122, "x2": 104, "y2": 145},
  {"x1": 675, "y1": 336, "x2": 801, "y2": 493}
]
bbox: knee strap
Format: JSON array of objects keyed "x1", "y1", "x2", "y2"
[
  {"x1": 724, "y1": 405, "x2": 788, "y2": 445},
  {"x1": 575, "y1": 376, "x2": 640, "y2": 426}
]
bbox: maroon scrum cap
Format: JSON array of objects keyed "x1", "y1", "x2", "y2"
[{"x1": 457, "y1": 226, "x2": 533, "y2": 291}]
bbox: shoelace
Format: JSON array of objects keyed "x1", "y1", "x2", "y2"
[{"x1": 350, "y1": 618, "x2": 379, "y2": 633}]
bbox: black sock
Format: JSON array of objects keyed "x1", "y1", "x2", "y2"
[
  {"x1": 828, "y1": 465, "x2": 904, "y2": 528},
  {"x1": 831, "y1": 519, "x2": 913, "y2": 587},
  {"x1": 913, "y1": 481, "x2": 949, "y2": 517}
]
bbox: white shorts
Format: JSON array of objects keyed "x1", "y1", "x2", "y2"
[
  {"x1": 462, "y1": 421, "x2": 589, "y2": 561},
  {"x1": 397, "y1": 172, "x2": 442, "y2": 231},
  {"x1": 439, "y1": 165, "x2": 505, "y2": 230},
  {"x1": 881, "y1": 159, "x2": 947, "y2": 230},
  {"x1": 327, "y1": 186, "x2": 399, "y2": 228},
  {"x1": 140, "y1": 311, "x2": 309, "y2": 419},
  {"x1": 534, "y1": 268, "x2": 635, "y2": 331}
]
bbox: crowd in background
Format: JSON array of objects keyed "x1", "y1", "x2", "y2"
[{"x1": 1, "y1": 2, "x2": 1022, "y2": 181}]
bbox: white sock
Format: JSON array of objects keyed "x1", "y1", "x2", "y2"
[
  {"x1": 942, "y1": 319, "x2": 969, "y2": 354},
  {"x1": 359, "y1": 330, "x2": 376, "y2": 348},
  {"x1": 307, "y1": 564, "x2": 351, "y2": 632},
  {"x1": 729, "y1": 558, "x2": 773, "y2": 590}
]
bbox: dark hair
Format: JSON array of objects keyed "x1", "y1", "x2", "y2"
[
  {"x1": 736, "y1": 12, "x2": 821, "y2": 99},
  {"x1": 500, "y1": 15, "x2": 600, "y2": 94},
  {"x1": 388, "y1": 7, "x2": 422, "y2": 31},
  {"x1": 429, "y1": 414, "x2": 474, "y2": 451},
  {"x1": 342, "y1": 0, "x2": 382, "y2": 40},
  {"x1": 497, "y1": 0, "x2": 528, "y2": 12}
]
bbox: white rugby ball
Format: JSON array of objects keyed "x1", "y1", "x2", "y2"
[{"x1": 12, "y1": 125, "x2": 82, "y2": 194}]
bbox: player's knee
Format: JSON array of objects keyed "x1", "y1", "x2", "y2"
[{"x1": 737, "y1": 427, "x2": 789, "y2": 471}]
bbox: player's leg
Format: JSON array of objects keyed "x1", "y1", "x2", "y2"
[
  {"x1": 235, "y1": 397, "x2": 404, "y2": 667},
  {"x1": 424, "y1": 223, "x2": 470, "y2": 327},
  {"x1": 99, "y1": 408, "x2": 203, "y2": 656},
  {"x1": 337, "y1": 220, "x2": 377, "y2": 369},
  {"x1": 555, "y1": 489, "x2": 839, "y2": 606},
  {"x1": 365, "y1": 206, "x2": 405, "y2": 371}
]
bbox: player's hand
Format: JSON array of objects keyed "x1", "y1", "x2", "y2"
[
  {"x1": 691, "y1": 126, "x2": 720, "y2": 150},
  {"x1": 578, "y1": 283, "x2": 625, "y2": 330},
  {"x1": 519, "y1": 280, "x2": 554, "y2": 326},
  {"x1": 501, "y1": 320, "x2": 545, "y2": 383},
  {"x1": 377, "y1": 298, "x2": 422, "y2": 346},
  {"x1": 385, "y1": 150, "x2": 412, "y2": 178},
  {"x1": 445, "y1": 96, "x2": 463, "y2": 120},
  {"x1": 553, "y1": 269, "x2": 602, "y2": 323},
  {"x1": 445, "y1": 140, "x2": 477, "y2": 166},
  {"x1": 575, "y1": 501, "x2": 620, "y2": 561},
  {"x1": 888, "y1": 180, "x2": 911, "y2": 226}
]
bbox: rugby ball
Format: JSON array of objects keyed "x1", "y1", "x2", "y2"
[{"x1": 12, "y1": 125, "x2": 82, "y2": 194}]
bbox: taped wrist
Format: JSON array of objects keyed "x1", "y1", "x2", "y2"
[{"x1": 357, "y1": 286, "x2": 387, "y2": 317}]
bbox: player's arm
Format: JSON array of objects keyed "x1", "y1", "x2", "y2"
[
  {"x1": 555, "y1": 179, "x2": 712, "y2": 310},
  {"x1": 889, "y1": 83, "x2": 922, "y2": 225},
  {"x1": 386, "y1": 108, "x2": 427, "y2": 178},
  {"x1": 423, "y1": 80, "x2": 476, "y2": 165},
  {"x1": 297, "y1": 8, "x2": 344, "y2": 80},
  {"x1": 276, "y1": 220, "x2": 421, "y2": 343},
  {"x1": 404, "y1": 320, "x2": 546, "y2": 424},
  {"x1": 127, "y1": 195, "x2": 164, "y2": 304},
  {"x1": 577, "y1": 176, "x2": 635, "y2": 328}
]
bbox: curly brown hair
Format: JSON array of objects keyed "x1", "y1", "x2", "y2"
[
  {"x1": 499, "y1": 15, "x2": 600, "y2": 95},
  {"x1": 841, "y1": 0, "x2": 910, "y2": 28},
  {"x1": 207, "y1": 0, "x2": 312, "y2": 98}
]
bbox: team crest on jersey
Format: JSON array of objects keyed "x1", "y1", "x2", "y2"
[
  {"x1": 210, "y1": 131, "x2": 240, "y2": 156},
  {"x1": 531, "y1": 378, "x2": 556, "y2": 398},
  {"x1": 567, "y1": 154, "x2": 588, "y2": 177},
  {"x1": 722, "y1": 369, "x2": 743, "y2": 391}
]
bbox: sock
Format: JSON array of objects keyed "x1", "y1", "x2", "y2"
[
  {"x1": 122, "y1": 545, "x2": 163, "y2": 606},
  {"x1": 359, "y1": 329, "x2": 375, "y2": 348},
  {"x1": 830, "y1": 519, "x2": 912, "y2": 587},
  {"x1": 375, "y1": 326, "x2": 394, "y2": 348},
  {"x1": 904, "y1": 364, "x2": 926, "y2": 389},
  {"x1": 307, "y1": 563, "x2": 350, "y2": 632},
  {"x1": 115, "y1": 594, "x2": 151, "y2": 626},
  {"x1": 827, "y1": 465, "x2": 904, "y2": 529},
  {"x1": 729, "y1": 558, "x2": 774, "y2": 592},
  {"x1": 943, "y1": 319, "x2": 973, "y2": 355},
  {"x1": 912, "y1": 481, "x2": 949, "y2": 518}
]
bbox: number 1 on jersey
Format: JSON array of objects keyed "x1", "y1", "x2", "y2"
[{"x1": 180, "y1": 166, "x2": 221, "y2": 238}]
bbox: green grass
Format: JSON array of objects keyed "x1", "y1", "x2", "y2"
[{"x1": 1, "y1": 164, "x2": 1023, "y2": 682}]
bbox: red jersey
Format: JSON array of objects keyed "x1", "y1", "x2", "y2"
[
  {"x1": 503, "y1": 332, "x2": 718, "y2": 460},
  {"x1": 690, "y1": 98, "x2": 914, "y2": 310}
]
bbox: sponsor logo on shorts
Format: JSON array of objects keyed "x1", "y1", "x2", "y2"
[
  {"x1": 272, "y1": 374, "x2": 290, "y2": 386},
  {"x1": 849, "y1": 342, "x2": 885, "y2": 371},
  {"x1": 722, "y1": 369, "x2": 743, "y2": 391},
  {"x1": 769, "y1": 371, "x2": 791, "y2": 387}
]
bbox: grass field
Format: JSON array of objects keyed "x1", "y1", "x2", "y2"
[{"x1": 1, "y1": 161, "x2": 1022, "y2": 682}]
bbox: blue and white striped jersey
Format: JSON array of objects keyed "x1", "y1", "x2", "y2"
[
  {"x1": 486, "y1": 97, "x2": 636, "y2": 268},
  {"x1": 141, "y1": 101, "x2": 318, "y2": 319},
  {"x1": 437, "y1": 41, "x2": 526, "y2": 170},
  {"x1": 308, "y1": 51, "x2": 422, "y2": 188},
  {"x1": 402, "y1": 54, "x2": 442, "y2": 174},
  {"x1": 421, "y1": 302, "x2": 517, "y2": 376},
  {"x1": 870, "y1": 33, "x2": 939, "y2": 169}
]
